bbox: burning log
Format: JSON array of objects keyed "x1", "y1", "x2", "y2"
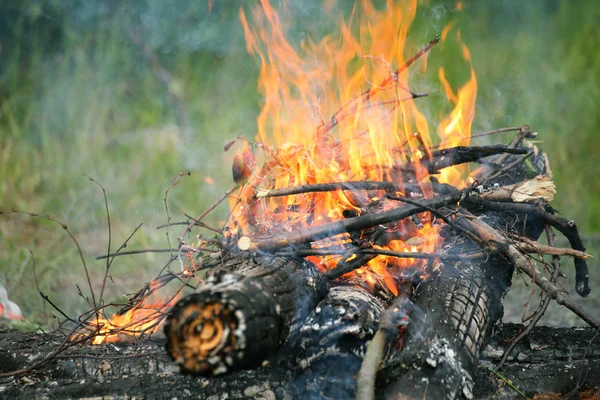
[
  {"x1": 164, "y1": 254, "x2": 328, "y2": 375},
  {"x1": 378, "y1": 228, "x2": 515, "y2": 399}
]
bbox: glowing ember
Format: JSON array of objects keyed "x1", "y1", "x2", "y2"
[{"x1": 228, "y1": 0, "x2": 477, "y2": 294}]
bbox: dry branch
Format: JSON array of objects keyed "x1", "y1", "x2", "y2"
[{"x1": 454, "y1": 212, "x2": 599, "y2": 329}]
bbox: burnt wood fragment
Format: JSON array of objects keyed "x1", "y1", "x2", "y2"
[
  {"x1": 164, "y1": 254, "x2": 327, "y2": 375},
  {"x1": 463, "y1": 198, "x2": 590, "y2": 297}
]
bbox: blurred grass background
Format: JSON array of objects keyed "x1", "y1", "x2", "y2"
[{"x1": 0, "y1": 0, "x2": 598, "y2": 330}]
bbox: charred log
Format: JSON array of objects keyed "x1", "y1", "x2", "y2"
[
  {"x1": 378, "y1": 146, "x2": 551, "y2": 399},
  {"x1": 378, "y1": 231, "x2": 514, "y2": 399},
  {"x1": 164, "y1": 254, "x2": 328, "y2": 375},
  {"x1": 1, "y1": 324, "x2": 598, "y2": 399},
  {"x1": 285, "y1": 285, "x2": 384, "y2": 399}
]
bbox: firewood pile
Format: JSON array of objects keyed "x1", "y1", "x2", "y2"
[
  {"x1": 2, "y1": 126, "x2": 597, "y2": 400},
  {"x1": 156, "y1": 125, "x2": 595, "y2": 399},
  {"x1": 1, "y1": 1, "x2": 599, "y2": 399}
]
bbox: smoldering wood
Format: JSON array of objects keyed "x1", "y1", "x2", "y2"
[
  {"x1": 376, "y1": 144, "x2": 560, "y2": 399},
  {"x1": 255, "y1": 181, "x2": 429, "y2": 199},
  {"x1": 1, "y1": 324, "x2": 598, "y2": 399},
  {"x1": 378, "y1": 221, "x2": 517, "y2": 399},
  {"x1": 164, "y1": 254, "x2": 328, "y2": 375},
  {"x1": 283, "y1": 285, "x2": 385, "y2": 399}
]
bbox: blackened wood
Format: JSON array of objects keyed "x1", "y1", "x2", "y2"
[
  {"x1": 419, "y1": 145, "x2": 528, "y2": 174},
  {"x1": 378, "y1": 231, "x2": 514, "y2": 399},
  {"x1": 474, "y1": 323, "x2": 600, "y2": 399},
  {"x1": 1, "y1": 324, "x2": 598, "y2": 399},
  {"x1": 255, "y1": 180, "x2": 456, "y2": 200},
  {"x1": 283, "y1": 285, "x2": 384, "y2": 399},
  {"x1": 164, "y1": 254, "x2": 328, "y2": 375}
]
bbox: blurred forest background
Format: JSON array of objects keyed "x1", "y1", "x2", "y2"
[{"x1": 0, "y1": 0, "x2": 598, "y2": 330}]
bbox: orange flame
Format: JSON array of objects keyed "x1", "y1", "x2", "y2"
[
  {"x1": 230, "y1": 0, "x2": 477, "y2": 295},
  {"x1": 81, "y1": 279, "x2": 179, "y2": 345}
]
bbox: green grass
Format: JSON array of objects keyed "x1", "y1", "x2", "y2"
[{"x1": 1, "y1": 1, "x2": 598, "y2": 328}]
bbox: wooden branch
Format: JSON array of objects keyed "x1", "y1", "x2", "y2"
[
  {"x1": 357, "y1": 285, "x2": 411, "y2": 400},
  {"x1": 418, "y1": 145, "x2": 528, "y2": 174},
  {"x1": 516, "y1": 241, "x2": 590, "y2": 260},
  {"x1": 255, "y1": 181, "x2": 427, "y2": 199},
  {"x1": 240, "y1": 188, "x2": 469, "y2": 251},
  {"x1": 454, "y1": 213, "x2": 599, "y2": 328},
  {"x1": 463, "y1": 198, "x2": 591, "y2": 297}
]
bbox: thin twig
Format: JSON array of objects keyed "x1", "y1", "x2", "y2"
[
  {"x1": 428, "y1": 126, "x2": 525, "y2": 150},
  {"x1": 106, "y1": 223, "x2": 144, "y2": 264},
  {"x1": 462, "y1": 198, "x2": 590, "y2": 297},
  {"x1": 494, "y1": 224, "x2": 562, "y2": 370},
  {"x1": 96, "y1": 248, "x2": 181, "y2": 260},
  {"x1": 455, "y1": 213, "x2": 599, "y2": 328},
  {"x1": 164, "y1": 172, "x2": 191, "y2": 258},
  {"x1": 83, "y1": 175, "x2": 112, "y2": 310},
  {"x1": 318, "y1": 36, "x2": 439, "y2": 136},
  {"x1": 179, "y1": 184, "x2": 238, "y2": 245},
  {"x1": 1, "y1": 211, "x2": 97, "y2": 312},
  {"x1": 256, "y1": 181, "x2": 426, "y2": 199}
]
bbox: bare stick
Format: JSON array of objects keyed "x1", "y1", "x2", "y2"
[
  {"x1": 95, "y1": 248, "x2": 181, "y2": 260},
  {"x1": 164, "y1": 172, "x2": 191, "y2": 257},
  {"x1": 428, "y1": 126, "x2": 525, "y2": 150},
  {"x1": 83, "y1": 175, "x2": 112, "y2": 308},
  {"x1": 357, "y1": 284, "x2": 412, "y2": 400},
  {"x1": 318, "y1": 36, "x2": 439, "y2": 136},
  {"x1": 479, "y1": 152, "x2": 533, "y2": 185},
  {"x1": 463, "y1": 198, "x2": 590, "y2": 296},
  {"x1": 279, "y1": 247, "x2": 485, "y2": 261},
  {"x1": 417, "y1": 145, "x2": 528, "y2": 174},
  {"x1": 256, "y1": 181, "x2": 426, "y2": 199},
  {"x1": 106, "y1": 222, "x2": 144, "y2": 263},
  {"x1": 179, "y1": 184, "x2": 238, "y2": 244},
  {"x1": 495, "y1": 224, "x2": 562, "y2": 370},
  {"x1": 515, "y1": 241, "x2": 590, "y2": 260}
]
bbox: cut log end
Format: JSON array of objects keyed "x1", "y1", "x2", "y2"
[{"x1": 165, "y1": 295, "x2": 244, "y2": 375}]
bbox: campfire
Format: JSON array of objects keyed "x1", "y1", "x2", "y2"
[{"x1": 3, "y1": 1, "x2": 596, "y2": 399}]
